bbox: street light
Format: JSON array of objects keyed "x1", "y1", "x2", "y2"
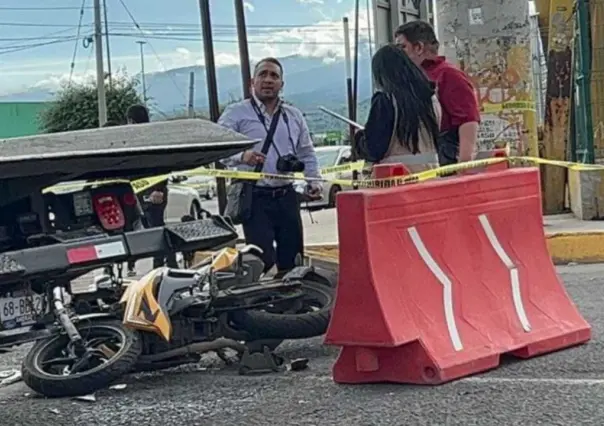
[{"x1": 136, "y1": 40, "x2": 147, "y2": 105}]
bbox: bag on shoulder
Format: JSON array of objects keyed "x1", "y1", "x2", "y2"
[{"x1": 224, "y1": 106, "x2": 282, "y2": 225}]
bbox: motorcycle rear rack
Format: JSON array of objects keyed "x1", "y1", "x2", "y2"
[
  {"x1": 0, "y1": 217, "x2": 238, "y2": 286},
  {"x1": 165, "y1": 217, "x2": 236, "y2": 247}
]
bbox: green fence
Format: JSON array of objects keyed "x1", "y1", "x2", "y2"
[{"x1": 0, "y1": 102, "x2": 49, "y2": 138}]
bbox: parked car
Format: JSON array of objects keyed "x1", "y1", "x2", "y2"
[
  {"x1": 295, "y1": 145, "x2": 355, "y2": 209},
  {"x1": 179, "y1": 173, "x2": 216, "y2": 200},
  {"x1": 164, "y1": 176, "x2": 206, "y2": 222}
]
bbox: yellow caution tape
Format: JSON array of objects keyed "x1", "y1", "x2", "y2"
[
  {"x1": 481, "y1": 101, "x2": 536, "y2": 113},
  {"x1": 315, "y1": 160, "x2": 365, "y2": 175},
  {"x1": 177, "y1": 156, "x2": 604, "y2": 189},
  {"x1": 129, "y1": 174, "x2": 171, "y2": 193},
  {"x1": 44, "y1": 174, "x2": 170, "y2": 195},
  {"x1": 43, "y1": 161, "x2": 366, "y2": 195},
  {"x1": 43, "y1": 156, "x2": 604, "y2": 196}
]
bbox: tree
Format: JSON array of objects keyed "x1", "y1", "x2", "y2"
[{"x1": 39, "y1": 72, "x2": 144, "y2": 133}]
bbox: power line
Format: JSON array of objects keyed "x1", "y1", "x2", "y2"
[
  {"x1": 0, "y1": 6, "x2": 93, "y2": 10},
  {"x1": 117, "y1": 0, "x2": 187, "y2": 102},
  {"x1": 0, "y1": 38, "x2": 78, "y2": 55},
  {"x1": 110, "y1": 33, "x2": 354, "y2": 45},
  {"x1": 0, "y1": 21, "x2": 92, "y2": 28},
  {"x1": 69, "y1": 0, "x2": 89, "y2": 85},
  {"x1": 0, "y1": 20, "x2": 358, "y2": 30}
]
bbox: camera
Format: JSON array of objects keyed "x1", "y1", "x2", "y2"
[{"x1": 276, "y1": 154, "x2": 305, "y2": 173}]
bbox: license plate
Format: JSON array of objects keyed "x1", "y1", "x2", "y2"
[{"x1": 0, "y1": 294, "x2": 45, "y2": 329}]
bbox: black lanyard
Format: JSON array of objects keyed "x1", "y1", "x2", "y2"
[{"x1": 250, "y1": 97, "x2": 297, "y2": 153}]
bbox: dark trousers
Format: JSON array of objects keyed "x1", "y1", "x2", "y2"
[
  {"x1": 145, "y1": 208, "x2": 179, "y2": 269},
  {"x1": 242, "y1": 185, "x2": 303, "y2": 273},
  {"x1": 438, "y1": 130, "x2": 460, "y2": 166}
]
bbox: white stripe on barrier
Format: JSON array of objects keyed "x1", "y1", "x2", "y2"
[
  {"x1": 478, "y1": 214, "x2": 531, "y2": 332},
  {"x1": 407, "y1": 227, "x2": 463, "y2": 351}
]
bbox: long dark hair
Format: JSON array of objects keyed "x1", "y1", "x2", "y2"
[{"x1": 371, "y1": 44, "x2": 440, "y2": 154}]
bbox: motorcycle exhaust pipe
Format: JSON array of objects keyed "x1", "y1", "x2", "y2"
[{"x1": 139, "y1": 337, "x2": 247, "y2": 363}]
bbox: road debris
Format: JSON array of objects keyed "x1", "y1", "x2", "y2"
[
  {"x1": 289, "y1": 358, "x2": 309, "y2": 371},
  {"x1": 74, "y1": 394, "x2": 96, "y2": 402},
  {"x1": 110, "y1": 384, "x2": 127, "y2": 390},
  {"x1": 0, "y1": 370, "x2": 22, "y2": 387}
]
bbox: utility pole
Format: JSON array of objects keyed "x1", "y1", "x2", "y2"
[
  {"x1": 343, "y1": 17, "x2": 354, "y2": 145},
  {"x1": 352, "y1": 0, "x2": 360, "y2": 121},
  {"x1": 540, "y1": 0, "x2": 574, "y2": 213},
  {"x1": 188, "y1": 71, "x2": 195, "y2": 117},
  {"x1": 93, "y1": 0, "x2": 107, "y2": 126},
  {"x1": 136, "y1": 41, "x2": 147, "y2": 105},
  {"x1": 234, "y1": 0, "x2": 252, "y2": 99},
  {"x1": 435, "y1": 1, "x2": 538, "y2": 158},
  {"x1": 103, "y1": 0, "x2": 112, "y2": 88},
  {"x1": 199, "y1": 0, "x2": 227, "y2": 214}
]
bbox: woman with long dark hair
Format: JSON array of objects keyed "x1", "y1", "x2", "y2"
[{"x1": 354, "y1": 43, "x2": 441, "y2": 173}]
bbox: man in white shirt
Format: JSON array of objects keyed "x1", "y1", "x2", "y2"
[{"x1": 218, "y1": 57, "x2": 322, "y2": 275}]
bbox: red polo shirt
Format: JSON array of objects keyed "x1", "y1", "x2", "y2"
[{"x1": 421, "y1": 56, "x2": 480, "y2": 132}]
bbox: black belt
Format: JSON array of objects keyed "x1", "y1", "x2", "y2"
[{"x1": 252, "y1": 184, "x2": 293, "y2": 198}]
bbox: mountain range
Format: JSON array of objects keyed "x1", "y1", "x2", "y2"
[{"x1": 0, "y1": 53, "x2": 375, "y2": 134}]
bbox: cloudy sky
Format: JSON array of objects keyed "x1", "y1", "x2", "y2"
[{"x1": 0, "y1": 0, "x2": 374, "y2": 95}]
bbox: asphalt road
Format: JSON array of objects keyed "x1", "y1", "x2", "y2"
[{"x1": 0, "y1": 262, "x2": 603, "y2": 425}]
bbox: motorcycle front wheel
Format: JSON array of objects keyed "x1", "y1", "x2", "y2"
[
  {"x1": 21, "y1": 319, "x2": 142, "y2": 398},
  {"x1": 229, "y1": 278, "x2": 335, "y2": 340}
]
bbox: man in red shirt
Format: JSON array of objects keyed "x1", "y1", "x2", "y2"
[{"x1": 394, "y1": 21, "x2": 480, "y2": 165}]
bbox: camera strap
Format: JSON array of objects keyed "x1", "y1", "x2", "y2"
[
  {"x1": 250, "y1": 96, "x2": 295, "y2": 156},
  {"x1": 251, "y1": 99, "x2": 282, "y2": 176}
]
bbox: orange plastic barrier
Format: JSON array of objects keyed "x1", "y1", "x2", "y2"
[
  {"x1": 372, "y1": 163, "x2": 410, "y2": 179},
  {"x1": 325, "y1": 167, "x2": 591, "y2": 385}
]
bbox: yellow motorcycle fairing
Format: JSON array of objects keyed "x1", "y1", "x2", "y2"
[
  {"x1": 208, "y1": 244, "x2": 263, "y2": 272},
  {"x1": 210, "y1": 247, "x2": 240, "y2": 271},
  {"x1": 120, "y1": 267, "x2": 172, "y2": 342}
]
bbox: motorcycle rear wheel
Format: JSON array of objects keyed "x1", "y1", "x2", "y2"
[
  {"x1": 21, "y1": 320, "x2": 141, "y2": 398},
  {"x1": 229, "y1": 279, "x2": 334, "y2": 340}
]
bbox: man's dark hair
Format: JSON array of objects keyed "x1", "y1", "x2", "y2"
[
  {"x1": 126, "y1": 104, "x2": 150, "y2": 124},
  {"x1": 394, "y1": 20, "x2": 439, "y2": 51},
  {"x1": 254, "y1": 57, "x2": 283, "y2": 76}
]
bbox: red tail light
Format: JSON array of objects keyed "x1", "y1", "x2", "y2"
[{"x1": 93, "y1": 193, "x2": 125, "y2": 230}]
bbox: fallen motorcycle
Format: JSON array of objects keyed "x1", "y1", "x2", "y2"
[{"x1": 20, "y1": 245, "x2": 335, "y2": 397}]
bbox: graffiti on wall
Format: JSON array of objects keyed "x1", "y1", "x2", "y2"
[{"x1": 462, "y1": 38, "x2": 536, "y2": 154}]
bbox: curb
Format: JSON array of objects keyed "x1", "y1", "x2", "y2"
[{"x1": 546, "y1": 232, "x2": 604, "y2": 265}]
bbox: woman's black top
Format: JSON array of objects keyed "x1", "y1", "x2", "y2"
[{"x1": 354, "y1": 91, "x2": 395, "y2": 163}]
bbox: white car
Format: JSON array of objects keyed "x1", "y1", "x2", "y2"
[
  {"x1": 179, "y1": 174, "x2": 216, "y2": 200},
  {"x1": 296, "y1": 145, "x2": 355, "y2": 209},
  {"x1": 165, "y1": 177, "x2": 206, "y2": 222}
]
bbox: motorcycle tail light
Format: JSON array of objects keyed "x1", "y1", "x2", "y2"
[{"x1": 93, "y1": 193, "x2": 125, "y2": 230}]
